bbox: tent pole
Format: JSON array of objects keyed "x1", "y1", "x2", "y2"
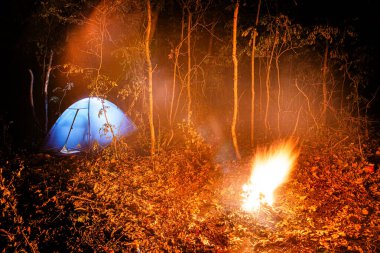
[
  {"x1": 87, "y1": 98, "x2": 91, "y2": 147},
  {"x1": 62, "y1": 109, "x2": 80, "y2": 150}
]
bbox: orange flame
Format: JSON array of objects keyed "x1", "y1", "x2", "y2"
[{"x1": 242, "y1": 140, "x2": 299, "y2": 212}]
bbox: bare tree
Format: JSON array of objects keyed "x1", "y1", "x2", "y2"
[
  {"x1": 28, "y1": 69, "x2": 39, "y2": 127},
  {"x1": 145, "y1": 0, "x2": 156, "y2": 155},
  {"x1": 186, "y1": 8, "x2": 193, "y2": 125},
  {"x1": 264, "y1": 27, "x2": 278, "y2": 133},
  {"x1": 169, "y1": 6, "x2": 186, "y2": 142},
  {"x1": 250, "y1": 0, "x2": 261, "y2": 146},
  {"x1": 231, "y1": 1, "x2": 241, "y2": 160},
  {"x1": 321, "y1": 40, "x2": 329, "y2": 126},
  {"x1": 44, "y1": 50, "x2": 53, "y2": 134}
]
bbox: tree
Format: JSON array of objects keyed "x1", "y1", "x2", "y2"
[
  {"x1": 43, "y1": 50, "x2": 54, "y2": 134},
  {"x1": 264, "y1": 26, "x2": 278, "y2": 133},
  {"x1": 145, "y1": 0, "x2": 156, "y2": 155},
  {"x1": 31, "y1": 0, "x2": 85, "y2": 134},
  {"x1": 321, "y1": 40, "x2": 329, "y2": 126},
  {"x1": 250, "y1": 0, "x2": 261, "y2": 146},
  {"x1": 169, "y1": 5, "x2": 186, "y2": 143},
  {"x1": 28, "y1": 69, "x2": 38, "y2": 127},
  {"x1": 186, "y1": 6, "x2": 193, "y2": 125},
  {"x1": 231, "y1": 1, "x2": 241, "y2": 160},
  {"x1": 306, "y1": 25, "x2": 339, "y2": 127}
]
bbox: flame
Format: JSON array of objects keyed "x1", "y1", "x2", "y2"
[{"x1": 242, "y1": 140, "x2": 299, "y2": 212}]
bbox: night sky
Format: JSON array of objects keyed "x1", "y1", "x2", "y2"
[{"x1": 1, "y1": 0, "x2": 380, "y2": 149}]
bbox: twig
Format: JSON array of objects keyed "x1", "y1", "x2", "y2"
[
  {"x1": 295, "y1": 79, "x2": 319, "y2": 129},
  {"x1": 70, "y1": 195, "x2": 95, "y2": 202},
  {"x1": 330, "y1": 135, "x2": 349, "y2": 150},
  {"x1": 21, "y1": 230, "x2": 37, "y2": 253},
  {"x1": 50, "y1": 211, "x2": 63, "y2": 222},
  {"x1": 0, "y1": 228, "x2": 14, "y2": 241},
  {"x1": 291, "y1": 106, "x2": 302, "y2": 137}
]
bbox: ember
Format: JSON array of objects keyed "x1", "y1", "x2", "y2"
[{"x1": 242, "y1": 140, "x2": 299, "y2": 212}]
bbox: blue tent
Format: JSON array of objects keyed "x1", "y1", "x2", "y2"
[{"x1": 44, "y1": 97, "x2": 136, "y2": 154}]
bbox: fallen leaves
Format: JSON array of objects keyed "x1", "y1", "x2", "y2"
[{"x1": 1, "y1": 132, "x2": 379, "y2": 252}]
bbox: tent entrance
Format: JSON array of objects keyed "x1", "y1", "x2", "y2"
[{"x1": 60, "y1": 108, "x2": 81, "y2": 154}]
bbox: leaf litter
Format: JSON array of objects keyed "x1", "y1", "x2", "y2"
[{"x1": 0, "y1": 133, "x2": 379, "y2": 252}]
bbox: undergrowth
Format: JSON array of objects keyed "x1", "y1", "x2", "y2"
[{"x1": 1, "y1": 129, "x2": 379, "y2": 252}]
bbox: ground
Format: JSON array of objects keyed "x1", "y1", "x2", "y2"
[{"x1": 1, "y1": 130, "x2": 379, "y2": 252}]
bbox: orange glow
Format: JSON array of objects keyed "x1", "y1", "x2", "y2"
[
  {"x1": 64, "y1": 1, "x2": 143, "y2": 73},
  {"x1": 241, "y1": 140, "x2": 299, "y2": 212}
]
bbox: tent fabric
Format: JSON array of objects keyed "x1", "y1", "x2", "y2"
[{"x1": 44, "y1": 97, "x2": 136, "y2": 153}]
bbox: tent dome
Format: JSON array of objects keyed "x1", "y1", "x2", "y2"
[{"x1": 44, "y1": 97, "x2": 136, "y2": 153}]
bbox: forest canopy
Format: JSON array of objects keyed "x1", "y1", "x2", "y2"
[{"x1": 0, "y1": 0, "x2": 372, "y2": 153}]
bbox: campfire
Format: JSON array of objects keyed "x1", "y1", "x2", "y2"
[{"x1": 242, "y1": 140, "x2": 299, "y2": 212}]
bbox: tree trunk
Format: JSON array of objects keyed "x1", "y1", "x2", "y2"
[
  {"x1": 28, "y1": 69, "x2": 38, "y2": 126},
  {"x1": 250, "y1": 0, "x2": 261, "y2": 147},
  {"x1": 149, "y1": 0, "x2": 164, "y2": 42},
  {"x1": 259, "y1": 57, "x2": 263, "y2": 117},
  {"x1": 207, "y1": 21, "x2": 216, "y2": 57},
  {"x1": 187, "y1": 10, "x2": 192, "y2": 125},
  {"x1": 321, "y1": 40, "x2": 329, "y2": 125},
  {"x1": 275, "y1": 56, "x2": 281, "y2": 135},
  {"x1": 44, "y1": 50, "x2": 53, "y2": 134},
  {"x1": 169, "y1": 7, "x2": 185, "y2": 144},
  {"x1": 264, "y1": 29, "x2": 278, "y2": 132},
  {"x1": 231, "y1": 1, "x2": 241, "y2": 160},
  {"x1": 145, "y1": 0, "x2": 155, "y2": 155}
]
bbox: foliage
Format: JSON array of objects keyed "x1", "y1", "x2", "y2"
[
  {"x1": 50, "y1": 82, "x2": 75, "y2": 115},
  {"x1": 21, "y1": 0, "x2": 375, "y2": 148},
  {"x1": 0, "y1": 160, "x2": 37, "y2": 252},
  {"x1": 1, "y1": 131, "x2": 379, "y2": 251}
]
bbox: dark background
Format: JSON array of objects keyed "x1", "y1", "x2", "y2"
[{"x1": 1, "y1": 0, "x2": 379, "y2": 150}]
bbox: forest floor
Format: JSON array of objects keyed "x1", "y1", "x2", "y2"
[{"x1": 1, "y1": 129, "x2": 380, "y2": 252}]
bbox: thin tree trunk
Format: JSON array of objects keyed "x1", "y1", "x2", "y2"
[
  {"x1": 250, "y1": 0, "x2": 261, "y2": 147},
  {"x1": 93, "y1": 11, "x2": 117, "y2": 154},
  {"x1": 275, "y1": 56, "x2": 281, "y2": 135},
  {"x1": 354, "y1": 81, "x2": 363, "y2": 157},
  {"x1": 187, "y1": 10, "x2": 192, "y2": 125},
  {"x1": 44, "y1": 50, "x2": 53, "y2": 134},
  {"x1": 207, "y1": 21, "x2": 216, "y2": 57},
  {"x1": 170, "y1": 49, "x2": 179, "y2": 124},
  {"x1": 321, "y1": 40, "x2": 329, "y2": 125},
  {"x1": 259, "y1": 57, "x2": 262, "y2": 117},
  {"x1": 295, "y1": 79, "x2": 318, "y2": 129},
  {"x1": 146, "y1": 0, "x2": 155, "y2": 155},
  {"x1": 169, "y1": 7, "x2": 185, "y2": 144},
  {"x1": 28, "y1": 69, "x2": 38, "y2": 126},
  {"x1": 231, "y1": 1, "x2": 241, "y2": 160},
  {"x1": 87, "y1": 12, "x2": 106, "y2": 153},
  {"x1": 95, "y1": 15, "x2": 105, "y2": 96},
  {"x1": 341, "y1": 70, "x2": 346, "y2": 114},
  {"x1": 264, "y1": 29, "x2": 277, "y2": 132}
]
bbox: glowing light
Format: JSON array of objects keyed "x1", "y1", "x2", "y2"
[
  {"x1": 44, "y1": 97, "x2": 136, "y2": 153},
  {"x1": 241, "y1": 140, "x2": 299, "y2": 212}
]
